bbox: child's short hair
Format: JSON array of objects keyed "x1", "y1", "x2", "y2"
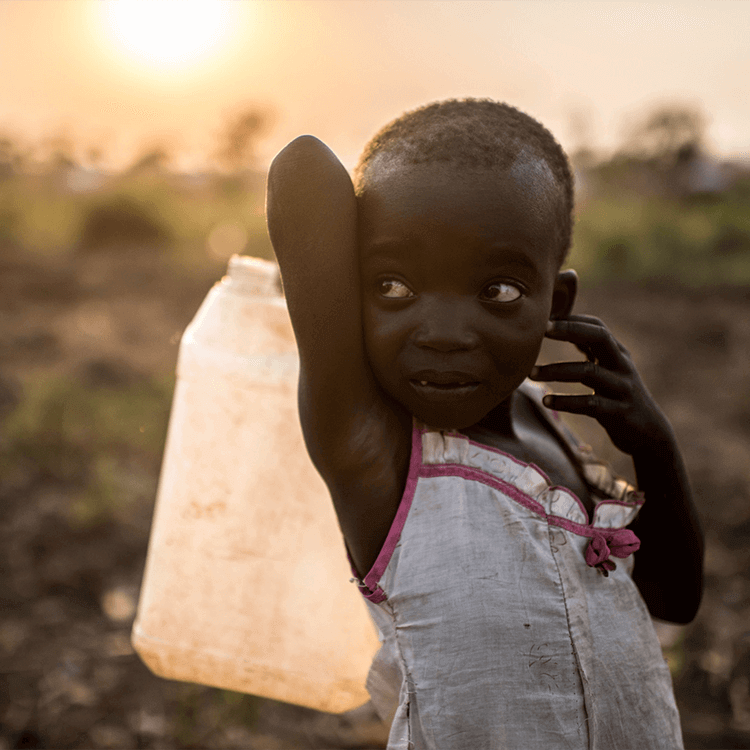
[{"x1": 354, "y1": 98, "x2": 574, "y2": 265}]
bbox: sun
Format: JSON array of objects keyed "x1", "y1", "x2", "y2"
[{"x1": 102, "y1": 0, "x2": 232, "y2": 69}]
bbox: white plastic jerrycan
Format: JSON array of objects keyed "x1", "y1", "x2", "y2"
[{"x1": 132, "y1": 254, "x2": 380, "y2": 713}]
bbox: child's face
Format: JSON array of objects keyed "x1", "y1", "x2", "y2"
[{"x1": 358, "y1": 153, "x2": 567, "y2": 429}]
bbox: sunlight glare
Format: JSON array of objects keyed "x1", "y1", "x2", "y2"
[{"x1": 103, "y1": 0, "x2": 232, "y2": 69}]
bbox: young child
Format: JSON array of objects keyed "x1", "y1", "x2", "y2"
[{"x1": 266, "y1": 99, "x2": 703, "y2": 749}]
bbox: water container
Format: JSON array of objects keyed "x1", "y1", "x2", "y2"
[{"x1": 132, "y1": 255, "x2": 380, "y2": 713}]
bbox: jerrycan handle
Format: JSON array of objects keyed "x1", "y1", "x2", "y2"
[{"x1": 222, "y1": 254, "x2": 281, "y2": 297}]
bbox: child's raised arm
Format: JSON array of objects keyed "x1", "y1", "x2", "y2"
[
  {"x1": 532, "y1": 314, "x2": 704, "y2": 624},
  {"x1": 266, "y1": 136, "x2": 365, "y2": 438},
  {"x1": 265, "y1": 136, "x2": 410, "y2": 574}
]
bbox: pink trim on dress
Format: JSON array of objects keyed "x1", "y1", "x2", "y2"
[
  {"x1": 421, "y1": 464, "x2": 641, "y2": 574},
  {"x1": 459, "y1": 437, "x2": 595, "y2": 524},
  {"x1": 420, "y1": 463, "x2": 640, "y2": 551},
  {"x1": 457, "y1": 432, "x2": 643, "y2": 525},
  {"x1": 474, "y1": 439, "x2": 554, "y2": 485},
  {"x1": 547, "y1": 485, "x2": 592, "y2": 525},
  {"x1": 356, "y1": 423, "x2": 423, "y2": 603},
  {"x1": 353, "y1": 424, "x2": 643, "y2": 601},
  {"x1": 420, "y1": 464, "x2": 548, "y2": 518},
  {"x1": 463, "y1": 436, "x2": 555, "y2": 488}
]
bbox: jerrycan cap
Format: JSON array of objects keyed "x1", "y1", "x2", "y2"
[{"x1": 222, "y1": 255, "x2": 281, "y2": 297}]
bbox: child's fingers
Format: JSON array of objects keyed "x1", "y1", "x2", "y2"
[
  {"x1": 530, "y1": 362, "x2": 628, "y2": 396},
  {"x1": 555, "y1": 313, "x2": 607, "y2": 326},
  {"x1": 545, "y1": 319, "x2": 629, "y2": 369},
  {"x1": 541, "y1": 392, "x2": 628, "y2": 418},
  {"x1": 549, "y1": 316, "x2": 632, "y2": 358}
]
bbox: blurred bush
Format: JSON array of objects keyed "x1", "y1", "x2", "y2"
[
  {"x1": 567, "y1": 101, "x2": 750, "y2": 286},
  {"x1": 78, "y1": 196, "x2": 172, "y2": 252},
  {"x1": 0, "y1": 99, "x2": 747, "y2": 289},
  {"x1": 0, "y1": 170, "x2": 274, "y2": 270},
  {"x1": 618, "y1": 102, "x2": 707, "y2": 169},
  {"x1": 569, "y1": 179, "x2": 750, "y2": 285}
]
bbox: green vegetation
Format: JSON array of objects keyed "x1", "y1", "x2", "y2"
[
  {"x1": 2, "y1": 162, "x2": 747, "y2": 288},
  {"x1": 171, "y1": 685, "x2": 261, "y2": 745},
  {"x1": 663, "y1": 632, "x2": 687, "y2": 678},
  {"x1": 569, "y1": 178, "x2": 750, "y2": 286},
  {"x1": 0, "y1": 373, "x2": 174, "y2": 529},
  {"x1": 566, "y1": 101, "x2": 750, "y2": 287},
  {"x1": 0, "y1": 170, "x2": 274, "y2": 269},
  {"x1": 2, "y1": 101, "x2": 746, "y2": 287}
]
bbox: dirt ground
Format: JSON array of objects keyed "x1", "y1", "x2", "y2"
[{"x1": 2, "y1": 242, "x2": 750, "y2": 749}]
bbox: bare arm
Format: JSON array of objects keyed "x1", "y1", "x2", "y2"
[
  {"x1": 266, "y1": 136, "x2": 368, "y2": 436},
  {"x1": 532, "y1": 315, "x2": 704, "y2": 624},
  {"x1": 627, "y1": 427, "x2": 703, "y2": 624},
  {"x1": 265, "y1": 136, "x2": 409, "y2": 574}
]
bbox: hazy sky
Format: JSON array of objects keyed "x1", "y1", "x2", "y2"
[{"x1": 1, "y1": 0, "x2": 748, "y2": 170}]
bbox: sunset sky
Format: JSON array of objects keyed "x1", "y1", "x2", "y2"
[{"x1": 1, "y1": 0, "x2": 748, "y2": 171}]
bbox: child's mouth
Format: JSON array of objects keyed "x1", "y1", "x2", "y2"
[
  {"x1": 409, "y1": 379, "x2": 481, "y2": 399},
  {"x1": 413, "y1": 380, "x2": 475, "y2": 389}
]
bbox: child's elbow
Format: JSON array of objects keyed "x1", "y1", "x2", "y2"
[
  {"x1": 269, "y1": 135, "x2": 337, "y2": 181},
  {"x1": 657, "y1": 605, "x2": 700, "y2": 626},
  {"x1": 635, "y1": 576, "x2": 702, "y2": 625}
]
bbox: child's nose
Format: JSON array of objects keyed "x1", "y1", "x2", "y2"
[{"x1": 412, "y1": 297, "x2": 480, "y2": 352}]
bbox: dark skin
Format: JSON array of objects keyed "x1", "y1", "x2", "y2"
[
  {"x1": 266, "y1": 134, "x2": 704, "y2": 626},
  {"x1": 532, "y1": 316, "x2": 704, "y2": 623}
]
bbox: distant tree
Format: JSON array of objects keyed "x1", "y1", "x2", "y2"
[
  {"x1": 0, "y1": 135, "x2": 20, "y2": 178},
  {"x1": 215, "y1": 107, "x2": 271, "y2": 173},
  {"x1": 86, "y1": 146, "x2": 105, "y2": 170},
  {"x1": 42, "y1": 130, "x2": 78, "y2": 173},
  {"x1": 566, "y1": 106, "x2": 597, "y2": 168},
  {"x1": 618, "y1": 103, "x2": 707, "y2": 168},
  {"x1": 127, "y1": 145, "x2": 171, "y2": 175}
]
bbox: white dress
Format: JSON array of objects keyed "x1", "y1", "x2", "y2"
[{"x1": 352, "y1": 382, "x2": 684, "y2": 750}]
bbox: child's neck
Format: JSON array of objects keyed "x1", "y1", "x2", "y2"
[{"x1": 470, "y1": 393, "x2": 517, "y2": 437}]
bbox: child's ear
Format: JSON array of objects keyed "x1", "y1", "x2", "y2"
[{"x1": 550, "y1": 269, "x2": 578, "y2": 320}]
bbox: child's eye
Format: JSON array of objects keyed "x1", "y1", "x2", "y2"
[
  {"x1": 480, "y1": 282, "x2": 523, "y2": 303},
  {"x1": 379, "y1": 279, "x2": 414, "y2": 299}
]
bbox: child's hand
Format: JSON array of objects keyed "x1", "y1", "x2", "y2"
[
  {"x1": 529, "y1": 314, "x2": 673, "y2": 458},
  {"x1": 532, "y1": 314, "x2": 704, "y2": 624}
]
